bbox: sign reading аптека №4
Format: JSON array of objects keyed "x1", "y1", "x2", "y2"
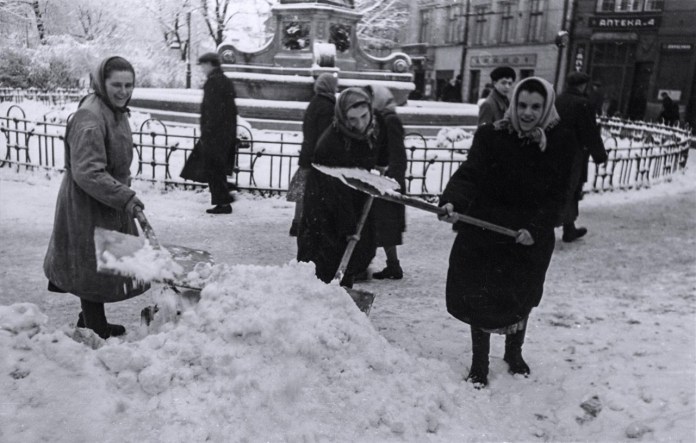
[{"x1": 588, "y1": 15, "x2": 661, "y2": 30}]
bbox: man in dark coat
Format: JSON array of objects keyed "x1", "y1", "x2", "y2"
[
  {"x1": 297, "y1": 88, "x2": 377, "y2": 288},
  {"x1": 555, "y1": 72, "x2": 608, "y2": 242},
  {"x1": 198, "y1": 52, "x2": 237, "y2": 214},
  {"x1": 478, "y1": 66, "x2": 515, "y2": 126},
  {"x1": 659, "y1": 92, "x2": 680, "y2": 125}
]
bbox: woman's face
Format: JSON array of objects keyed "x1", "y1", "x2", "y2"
[
  {"x1": 346, "y1": 104, "x2": 371, "y2": 133},
  {"x1": 105, "y1": 70, "x2": 134, "y2": 108},
  {"x1": 516, "y1": 90, "x2": 545, "y2": 132}
]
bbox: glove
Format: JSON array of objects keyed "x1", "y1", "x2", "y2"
[{"x1": 124, "y1": 195, "x2": 145, "y2": 218}]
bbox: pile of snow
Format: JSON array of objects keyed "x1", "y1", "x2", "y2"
[{"x1": 435, "y1": 126, "x2": 474, "y2": 151}]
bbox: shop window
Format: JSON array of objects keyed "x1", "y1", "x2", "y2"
[
  {"x1": 520, "y1": 69, "x2": 535, "y2": 79},
  {"x1": 419, "y1": 9, "x2": 431, "y2": 43},
  {"x1": 596, "y1": 0, "x2": 658, "y2": 12},
  {"x1": 499, "y1": 2, "x2": 515, "y2": 44},
  {"x1": 473, "y1": 6, "x2": 489, "y2": 45},
  {"x1": 527, "y1": 0, "x2": 544, "y2": 42},
  {"x1": 643, "y1": 0, "x2": 663, "y2": 11}
]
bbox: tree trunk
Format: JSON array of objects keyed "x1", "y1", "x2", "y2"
[{"x1": 31, "y1": 0, "x2": 46, "y2": 45}]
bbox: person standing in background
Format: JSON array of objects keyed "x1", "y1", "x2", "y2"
[
  {"x1": 365, "y1": 85, "x2": 407, "y2": 280},
  {"x1": 658, "y1": 92, "x2": 680, "y2": 126},
  {"x1": 44, "y1": 56, "x2": 149, "y2": 339},
  {"x1": 555, "y1": 72, "x2": 608, "y2": 243},
  {"x1": 287, "y1": 73, "x2": 338, "y2": 238},
  {"x1": 198, "y1": 52, "x2": 237, "y2": 214},
  {"x1": 478, "y1": 66, "x2": 516, "y2": 125}
]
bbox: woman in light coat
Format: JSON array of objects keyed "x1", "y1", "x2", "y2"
[{"x1": 44, "y1": 56, "x2": 148, "y2": 339}]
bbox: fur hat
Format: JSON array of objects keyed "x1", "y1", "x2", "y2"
[
  {"x1": 197, "y1": 52, "x2": 221, "y2": 66},
  {"x1": 566, "y1": 72, "x2": 591, "y2": 88},
  {"x1": 490, "y1": 66, "x2": 516, "y2": 82}
]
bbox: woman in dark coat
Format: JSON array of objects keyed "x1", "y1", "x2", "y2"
[
  {"x1": 287, "y1": 73, "x2": 338, "y2": 237},
  {"x1": 439, "y1": 77, "x2": 574, "y2": 388},
  {"x1": 44, "y1": 56, "x2": 149, "y2": 339},
  {"x1": 297, "y1": 87, "x2": 377, "y2": 288},
  {"x1": 365, "y1": 85, "x2": 407, "y2": 279}
]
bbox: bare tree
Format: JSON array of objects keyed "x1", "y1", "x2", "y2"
[
  {"x1": 0, "y1": 0, "x2": 47, "y2": 44},
  {"x1": 355, "y1": 0, "x2": 410, "y2": 54},
  {"x1": 74, "y1": 5, "x2": 118, "y2": 41},
  {"x1": 197, "y1": 0, "x2": 274, "y2": 47}
]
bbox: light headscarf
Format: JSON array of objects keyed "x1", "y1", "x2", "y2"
[
  {"x1": 334, "y1": 87, "x2": 375, "y2": 142},
  {"x1": 89, "y1": 56, "x2": 135, "y2": 113},
  {"x1": 365, "y1": 84, "x2": 397, "y2": 114},
  {"x1": 495, "y1": 76, "x2": 559, "y2": 151},
  {"x1": 314, "y1": 72, "x2": 338, "y2": 102}
]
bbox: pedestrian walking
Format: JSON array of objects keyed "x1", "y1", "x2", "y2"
[
  {"x1": 44, "y1": 56, "x2": 149, "y2": 339},
  {"x1": 365, "y1": 84, "x2": 407, "y2": 280},
  {"x1": 297, "y1": 87, "x2": 377, "y2": 288},
  {"x1": 478, "y1": 66, "x2": 516, "y2": 125},
  {"x1": 287, "y1": 73, "x2": 338, "y2": 238},
  {"x1": 555, "y1": 72, "x2": 608, "y2": 242},
  {"x1": 658, "y1": 92, "x2": 680, "y2": 125},
  {"x1": 439, "y1": 77, "x2": 574, "y2": 388},
  {"x1": 198, "y1": 52, "x2": 237, "y2": 214}
]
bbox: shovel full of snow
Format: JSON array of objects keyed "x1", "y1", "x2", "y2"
[
  {"x1": 94, "y1": 207, "x2": 213, "y2": 291},
  {"x1": 313, "y1": 164, "x2": 518, "y2": 239}
]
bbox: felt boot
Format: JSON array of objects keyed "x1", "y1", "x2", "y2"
[
  {"x1": 504, "y1": 327, "x2": 531, "y2": 376},
  {"x1": 466, "y1": 326, "x2": 490, "y2": 388}
]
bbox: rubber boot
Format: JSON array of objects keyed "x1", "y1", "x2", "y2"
[
  {"x1": 504, "y1": 327, "x2": 531, "y2": 376},
  {"x1": 78, "y1": 299, "x2": 110, "y2": 339},
  {"x1": 372, "y1": 259, "x2": 403, "y2": 280},
  {"x1": 466, "y1": 326, "x2": 490, "y2": 388},
  {"x1": 77, "y1": 312, "x2": 126, "y2": 337}
]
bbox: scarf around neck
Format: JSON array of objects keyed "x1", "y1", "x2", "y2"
[{"x1": 495, "y1": 77, "x2": 560, "y2": 151}]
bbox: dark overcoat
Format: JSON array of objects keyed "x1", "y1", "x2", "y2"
[
  {"x1": 298, "y1": 94, "x2": 336, "y2": 168},
  {"x1": 297, "y1": 125, "x2": 377, "y2": 283},
  {"x1": 200, "y1": 67, "x2": 237, "y2": 172},
  {"x1": 555, "y1": 89, "x2": 607, "y2": 223},
  {"x1": 372, "y1": 109, "x2": 407, "y2": 247},
  {"x1": 441, "y1": 123, "x2": 574, "y2": 329},
  {"x1": 478, "y1": 89, "x2": 509, "y2": 126},
  {"x1": 44, "y1": 93, "x2": 149, "y2": 302}
]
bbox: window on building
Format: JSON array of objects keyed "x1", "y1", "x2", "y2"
[
  {"x1": 596, "y1": 0, "x2": 660, "y2": 12},
  {"x1": 446, "y1": 5, "x2": 463, "y2": 43},
  {"x1": 499, "y1": 2, "x2": 514, "y2": 44},
  {"x1": 528, "y1": 0, "x2": 544, "y2": 42},
  {"x1": 473, "y1": 6, "x2": 489, "y2": 45},
  {"x1": 419, "y1": 9, "x2": 431, "y2": 43}
]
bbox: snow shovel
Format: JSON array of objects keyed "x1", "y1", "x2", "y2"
[
  {"x1": 314, "y1": 165, "x2": 518, "y2": 238},
  {"x1": 94, "y1": 207, "x2": 213, "y2": 291},
  {"x1": 333, "y1": 194, "x2": 376, "y2": 316}
]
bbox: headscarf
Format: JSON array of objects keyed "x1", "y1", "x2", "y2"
[
  {"x1": 365, "y1": 84, "x2": 397, "y2": 114},
  {"x1": 314, "y1": 73, "x2": 338, "y2": 102},
  {"x1": 334, "y1": 87, "x2": 375, "y2": 142},
  {"x1": 495, "y1": 76, "x2": 560, "y2": 152},
  {"x1": 89, "y1": 56, "x2": 135, "y2": 113}
]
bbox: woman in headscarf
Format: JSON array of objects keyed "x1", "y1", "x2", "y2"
[
  {"x1": 44, "y1": 56, "x2": 149, "y2": 339},
  {"x1": 297, "y1": 87, "x2": 377, "y2": 288},
  {"x1": 439, "y1": 77, "x2": 574, "y2": 388},
  {"x1": 287, "y1": 73, "x2": 338, "y2": 238}
]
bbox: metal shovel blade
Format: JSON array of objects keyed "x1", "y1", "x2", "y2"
[{"x1": 346, "y1": 288, "x2": 375, "y2": 316}]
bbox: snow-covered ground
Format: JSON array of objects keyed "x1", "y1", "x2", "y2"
[{"x1": 1, "y1": 151, "x2": 695, "y2": 441}]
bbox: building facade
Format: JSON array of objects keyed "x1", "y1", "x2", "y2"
[
  {"x1": 568, "y1": 0, "x2": 696, "y2": 125},
  {"x1": 401, "y1": 0, "x2": 570, "y2": 103}
]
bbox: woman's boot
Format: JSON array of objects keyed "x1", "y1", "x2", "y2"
[
  {"x1": 504, "y1": 326, "x2": 530, "y2": 376},
  {"x1": 78, "y1": 299, "x2": 115, "y2": 339},
  {"x1": 466, "y1": 326, "x2": 490, "y2": 388}
]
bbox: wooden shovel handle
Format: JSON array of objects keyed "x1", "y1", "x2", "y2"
[{"x1": 134, "y1": 207, "x2": 161, "y2": 248}]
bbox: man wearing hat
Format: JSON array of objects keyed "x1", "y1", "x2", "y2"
[
  {"x1": 555, "y1": 71, "x2": 608, "y2": 242},
  {"x1": 478, "y1": 66, "x2": 516, "y2": 125},
  {"x1": 198, "y1": 52, "x2": 238, "y2": 214}
]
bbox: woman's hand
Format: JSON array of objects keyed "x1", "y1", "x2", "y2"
[
  {"x1": 125, "y1": 195, "x2": 145, "y2": 218},
  {"x1": 438, "y1": 203, "x2": 458, "y2": 223},
  {"x1": 515, "y1": 229, "x2": 534, "y2": 246}
]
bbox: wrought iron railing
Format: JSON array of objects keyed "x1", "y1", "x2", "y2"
[{"x1": 1, "y1": 103, "x2": 692, "y2": 197}]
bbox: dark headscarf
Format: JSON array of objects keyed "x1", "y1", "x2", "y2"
[
  {"x1": 314, "y1": 73, "x2": 338, "y2": 102},
  {"x1": 334, "y1": 87, "x2": 375, "y2": 142},
  {"x1": 89, "y1": 56, "x2": 135, "y2": 113}
]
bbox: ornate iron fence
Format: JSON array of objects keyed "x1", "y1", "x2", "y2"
[{"x1": 1, "y1": 103, "x2": 692, "y2": 198}]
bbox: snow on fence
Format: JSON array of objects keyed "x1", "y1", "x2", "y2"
[
  {"x1": 0, "y1": 88, "x2": 87, "y2": 107},
  {"x1": 1, "y1": 103, "x2": 692, "y2": 198}
]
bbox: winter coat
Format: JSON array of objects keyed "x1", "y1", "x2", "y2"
[
  {"x1": 373, "y1": 109, "x2": 407, "y2": 247},
  {"x1": 298, "y1": 85, "x2": 336, "y2": 169},
  {"x1": 478, "y1": 89, "x2": 509, "y2": 126},
  {"x1": 659, "y1": 97, "x2": 680, "y2": 125},
  {"x1": 200, "y1": 67, "x2": 237, "y2": 173},
  {"x1": 44, "y1": 68, "x2": 148, "y2": 302},
  {"x1": 440, "y1": 123, "x2": 574, "y2": 329},
  {"x1": 297, "y1": 125, "x2": 377, "y2": 283},
  {"x1": 555, "y1": 88, "x2": 608, "y2": 223}
]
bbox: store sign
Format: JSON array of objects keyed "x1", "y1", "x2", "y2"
[
  {"x1": 470, "y1": 54, "x2": 536, "y2": 68},
  {"x1": 588, "y1": 15, "x2": 661, "y2": 30},
  {"x1": 661, "y1": 43, "x2": 693, "y2": 52}
]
